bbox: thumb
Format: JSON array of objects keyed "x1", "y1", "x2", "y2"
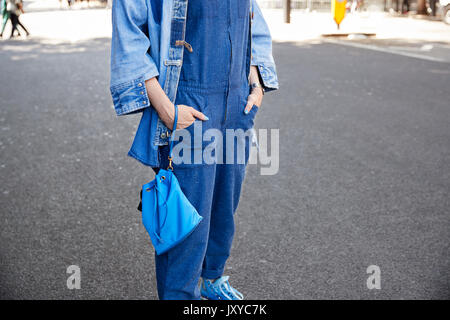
[
  {"x1": 244, "y1": 98, "x2": 254, "y2": 114},
  {"x1": 191, "y1": 108, "x2": 209, "y2": 121}
]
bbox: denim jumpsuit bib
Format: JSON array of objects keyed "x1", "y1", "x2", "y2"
[{"x1": 156, "y1": 0, "x2": 256, "y2": 300}]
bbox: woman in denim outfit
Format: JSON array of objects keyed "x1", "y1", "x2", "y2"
[{"x1": 110, "y1": 0, "x2": 278, "y2": 300}]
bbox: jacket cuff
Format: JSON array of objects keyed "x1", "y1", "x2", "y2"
[
  {"x1": 110, "y1": 71, "x2": 158, "y2": 116},
  {"x1": 252, "y1": 61, "x2": 279, "y2": 92}
]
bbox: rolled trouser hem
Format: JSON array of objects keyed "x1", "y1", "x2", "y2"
[{"x1": 201, "y1": 268, "x2": 224, "y2": 280}]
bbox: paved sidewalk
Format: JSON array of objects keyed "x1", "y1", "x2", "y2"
[
  {"x1": 5, "y1": 2, "x2": 111, "y2": 43},
  {"x1": 3, "y1": 5, "x2": 449, "y2": 44},
  {"x1": 23, "y1": 0, "x2": 107, "y2": 12},
  {"x1": 263, "y1": 9, "x2": 450, "y2": 43}
]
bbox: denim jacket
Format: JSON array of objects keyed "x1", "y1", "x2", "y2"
[{"x1": 110, "y1": 0, "x2": 279, "y2": 167}]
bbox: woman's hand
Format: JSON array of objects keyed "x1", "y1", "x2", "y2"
[
  {"x1": 244, "y1": 65, "x2": 264, "y2": 114},
  {"x1": 244, "y1": 87, "x2": 263, "y2": 114},
  {"x1": 161, "y1": 104, "x2": 208, "y2": 130},
  {"x1": 145, "y1": 77, "x2": 208, "y2": 130}
]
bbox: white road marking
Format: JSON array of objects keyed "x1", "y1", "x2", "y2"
[{"x1": 323, "y1": 39, "x2": 449, "y2": 63}]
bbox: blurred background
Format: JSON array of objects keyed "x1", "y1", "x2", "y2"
[{"x1": 0, "y1": 0, "x2": 449, "y2": 299}]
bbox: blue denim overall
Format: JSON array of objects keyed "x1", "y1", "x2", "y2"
[{"x1": 155, "y1": 0, "x2": 257, "y2": 300}]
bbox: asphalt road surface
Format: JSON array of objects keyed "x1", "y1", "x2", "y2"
[{"x1": 1, "y1": 37, "x2": 449, "y2": 299}]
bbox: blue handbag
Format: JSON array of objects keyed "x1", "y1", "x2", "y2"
[{"x1": 141, "y1": 105, "x2": 203, "y2": 255}]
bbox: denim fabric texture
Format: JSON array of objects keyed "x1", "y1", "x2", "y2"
[
  {"x1": 153, "y1": 0, "x2": 256, "y2": 300},
  {"x1": 110, "y1": 0, "x2": 278, "y2": 167}
]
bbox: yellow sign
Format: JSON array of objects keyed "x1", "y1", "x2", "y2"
[{"x1": 332, "y1": 0, "x2": 347, "y2": 29}]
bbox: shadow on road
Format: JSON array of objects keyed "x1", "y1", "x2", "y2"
[{"x1": 0, "y1": 37, "x2": 110, "y2": 55}]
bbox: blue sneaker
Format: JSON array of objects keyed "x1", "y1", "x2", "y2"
[{"x1": 201, "y1": 276, "x2": 244, "y2": 300}]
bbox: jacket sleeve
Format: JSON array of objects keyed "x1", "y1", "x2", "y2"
[
  {"x1": 110, "y1": 0, "x2": 159, "y2": 116},
  {"x1": 251, "y1": 0, "x2": 279, "y2": 92}
]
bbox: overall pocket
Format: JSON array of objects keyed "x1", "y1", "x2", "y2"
[
  {"x1": 170, "y1": 91, "x2": 218, "y2": 167},
  {"x1": 240, "y1": 101, "x2": 259, "y2": 131}
]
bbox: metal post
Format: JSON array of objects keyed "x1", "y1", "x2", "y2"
[{"x1": 284, "y1": 0, "x2": 291, "y2": 24}]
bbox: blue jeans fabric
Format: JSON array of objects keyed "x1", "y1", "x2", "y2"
[{"x1": 154, "y1": 0, "x2": 257, "y2": 300}]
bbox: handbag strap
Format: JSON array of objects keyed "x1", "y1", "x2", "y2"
[{"x1": 167, "y1": 104, "x2": 178, "y2": 170}]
